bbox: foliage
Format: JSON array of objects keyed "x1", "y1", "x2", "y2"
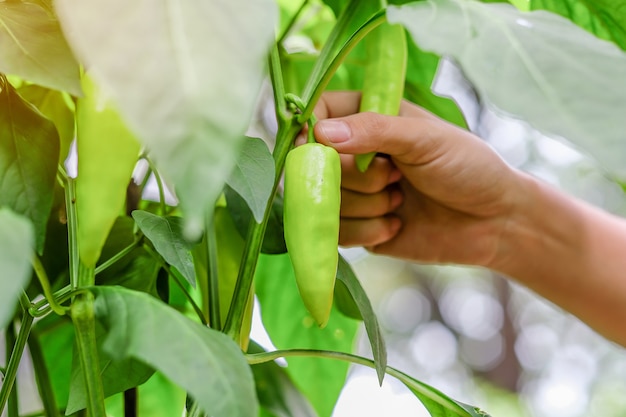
[{"x1": 0, "y1": 0, "x2": 625, "y2": 416}]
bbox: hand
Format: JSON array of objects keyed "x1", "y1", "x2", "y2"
[{"x1": 313, "y1": 91, "x2": 525, "y2": 268}]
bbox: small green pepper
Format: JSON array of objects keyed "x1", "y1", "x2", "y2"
[
  {"x1": 355, "y1": 22, "x2": 407, "y2": 172},
  {"x1": 283, "y1": 142, "x2": 341, "y2": 328}
]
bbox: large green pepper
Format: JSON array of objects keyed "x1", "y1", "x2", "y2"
[
  {"x1": 355, "y1": 22, "x2": 407, "y2": 172},
  {"x1": 283, "y1": 143, "x2": 341, "y2": 328}
]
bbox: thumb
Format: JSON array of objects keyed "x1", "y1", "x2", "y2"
[{"x1": 314, "y1": 112, "x2": 436, "y2": 164}]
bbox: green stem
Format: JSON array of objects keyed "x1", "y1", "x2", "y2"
[
  {"x1": 29, "y1": 286, "x2": 81, "y2": 318},
  {"x1": 71, "y1": 290, "x2": 106, "y2": 417},
  {"x1": 94, "y1": 238, "x2": 142, "y2": 276},
  {"x1": 5, "y1": 322, "x2": 18, "y2": 417},
  {"x1": 59, "y1": 167, "x2": 80, "y2": 289},
  {"x1": 223, "y1": 121, "x2": 302, "y2": 340},
  {"x1": 269, "y1": 43, "x2": 290, "y2": 125},
  {"x1": 187, "y1": 401, "x2": 207, "y2": 417},
  {"x1": 206, "y1": 212, "x2": 221, "y2": 329},
  {"x1": 143, "y1": 245, "x2": 207, "y2": 325},
  {"x1": 28, "y1": 332, "x2": 61, "y2": 417},
  {"x1": 300, "y1": 12, "x2": 386, "y2": 123},
  {"x1": 277, "y1": 0, "x2": 309, "y2": 46},
  {"x1": 32, "y1": 256, "x2": 68, "y2": 316},
  {"x1": 0, "y1": 313, "x2": 34, "y2": 415}
]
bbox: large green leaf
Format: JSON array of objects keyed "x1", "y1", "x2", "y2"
[
  {"x1": 92, "y1": 286, "x2": 258, "y2": 417},
  {"x1": 389, "y1": 0, "x2": 626, "y2": 178},
  {"x1": 0, "y1": 2, "x2": 81, "y2": 95},
  {"x1": 0, "y1": 208, "x2": 33, "y2": 328},
  {"x1": 531, "y1": 0, "x2": 626, "y2": 50},
  {"x1": 335, "y1": 256, "x2": 386, "y2": 385},
  {"x1": 18, "y1": 84, "x2": 75, "y2": 164},
  {"x1": 255, "y1": 254, "x2": 359, "y2": 417},
  {"x1": 54, "y1": 0, "x2": 277, "y2": 239},
  {"x1": 0, "y1": 75, "x2": 60, "y2": 253},
  {"x1": 132, "y1": 211, "x2": 196, "y2": 287},
  {"x1": 248, "y1": 341, "x2": 318, "y2": 417},
  {"x1": 226, "y1": 137, "x2": 275, "y2": 224}
]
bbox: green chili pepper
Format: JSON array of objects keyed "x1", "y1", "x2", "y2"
[
  {"x1": 76, "y1": 75, "x2": 141, "y2": 268},
  {"x1": 283, "y1": 142, "x2": 341, "y2": 328},
  {"x1": 355, "y1": 22, "x2": 407, "y2": 172}
]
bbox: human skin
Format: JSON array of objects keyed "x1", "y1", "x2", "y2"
[{"x1": 312, "y1": 91, "x2": 626, "y2": 346}]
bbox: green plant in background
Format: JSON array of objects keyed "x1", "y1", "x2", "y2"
[{"x1": 0, "y1": 0, "x2": 625, "y2": 416}]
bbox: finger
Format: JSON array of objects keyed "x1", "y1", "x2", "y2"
[
  {"x1": 339, "y1": 216, "x2": 402, "y2": 247},
  {"x1": 341, "y1": 154, "x2": 402, "y2": 193},
  {"x1": 341, "y1": 187, "x2": 403, "y2": 218},
  {"x1": 314, "y1": 91, "x2": 363, "y2": 120}
]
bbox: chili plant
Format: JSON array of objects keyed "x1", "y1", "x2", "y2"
[{"x1": 1, "y1": 0, "x2": 626, "y2": 416}]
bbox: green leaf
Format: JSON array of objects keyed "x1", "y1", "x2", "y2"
[
  {"x1": 66, "y1": 321, "x2": 155, "y2": 414},
  {"x1": 389, "y1": 0, "x2": 626, "y2": 178},
  {"x1": 18, "y1": 84, "x2": 75, "y2": 164},
  {"x1": 132, "y1": 211, "x2": 196, "y2": 287},
  {"x1": 225, "y1": 186, "x2": 287, "y2": 254},
  {"x1": 530, "y1": 0, "x2": 626, "y2": 50},
  {"x1": 0, "y1": 208, "x2": 33, "y2": 328},
  {"x1": 226, "y1": 137, "x2": 275, "y2": 224},
  {"x1": 404, "y1": 41, "x2": 468, "y2": 128},
  {"x1": 255, "y1": 254, "x2": 358, "y2": 417},
  {"x1": 248, "y1": 341, "x2": 318, "y2": 417},
  {"x1": 0, "y1": 75, "x2": 60, "y2": 253},
  {"x1": 0, "y1": 2, "x2": 81, "y2": 95},
  {"x1": 335, "y1": 255, "x2": 386, "y2": 385},
  {"x1": 333, "y1": 278, "x2": 361, "y2": 320},
  {"x1": 92, "y1": 286, "x2": 258, "y2": 417},
  {"x1": 54, "y1": 0, "x2": 277, "y2": 239}
]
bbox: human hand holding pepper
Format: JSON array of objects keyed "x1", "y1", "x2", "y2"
[{"x1": 312, "y1": 90, "x2": 525, "y2": 268}]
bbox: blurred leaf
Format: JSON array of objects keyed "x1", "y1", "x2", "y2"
[
  {"x1": 530, "y1": 0, "x2": 626, "y2": 50},
  {"x1": 248, "y1": 341, "x2": 318, "y2": 417},
  {"x1": 226, "y1": 137, "x2": 275, "y2": 224},
  {"x1": 404, "y1": 40, "x2": 468, "y2": 128},
  {"x1": 0, "y1": 1, "x2": 81, "y2": 94},
  {"x1": 18, "y1": 84, "x2": 75, "y2": 163},
  {"x1": 255, "y1": 253, "x2": 358, "y2": 417},
  {"x1": 335, "y1": 255, "x2": 386, "y2": 385},
  {"x1": 0, "y1": 75, "x2": 59, "y2": 253},
  {"x1": 66, "y1": 321, "x2": 155, "y2": 414},
  {"x1": 225, "y1": 186, "x2": 287, "y2": 254},
  {"x1": 0, "y1": 208, "x2": 33, "y2": 328},
  {"x1": 133, "y1": 211, "x2": 196, "y2": 287},
  {"x1": 54, "y1": 0, "x2": 277, "y2": 239},
  {"x1": 92, "y1": 286, "x2": 257, "y2": 417},
  {"x1": 389, "y1": 0, "x2": 626, "y2": 178}
]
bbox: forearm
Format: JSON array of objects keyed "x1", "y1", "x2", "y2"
[{"x1": 492, "y1": 172, "x2": 626, "y2": 345}]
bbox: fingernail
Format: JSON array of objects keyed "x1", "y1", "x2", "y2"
[{"x1": 318, "y1": 120, "x2": 351, "y2": 143}]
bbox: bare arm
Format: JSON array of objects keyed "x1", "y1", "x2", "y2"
[{"x1": 313, "y1": 91, "x2": 626, "y2": 346}]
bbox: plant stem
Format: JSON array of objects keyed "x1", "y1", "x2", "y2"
[
  {"x1": 300, "y1": 12, "x2": 386, "y2": 123},
  {"x1": 94, "y1": 238, "x2": 142, "y2": 276},
  {"x1": 187, "y1": 400, "x2": 207, "y2": 417},
  {"x1": 0, "y1": 313, "x2": 34, "y2": 415},
  {"x1": 206, "y1": 212, "x2": 221, "y2": 329},
  {"x1": 32, "y1": 256, "x2": 68, "y2": 316},
  {"x1": 28, "y1": 332, "x2": 61, "y2": 417},
  {"x1": 5, "y1": 322, "x2": 18, "y2": 417},
  {"x1": 59, "y1": 167, "x2": 80, "y2": 289},
  {"x1": 145, "y1": 157, "x2": 167, "y2": 216},
  {"x1": 223, "y1": 122, "x2": 302, "y2": 341},
  {"x1": 71, "y1": 264, "x2": 106, "y2": 417},
  {"x1": 269, "y1": 43, "x2": 290, "y2": 125},
  {"x1": 277, "y1": 0, "x2": 309, "y2": 45}
]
